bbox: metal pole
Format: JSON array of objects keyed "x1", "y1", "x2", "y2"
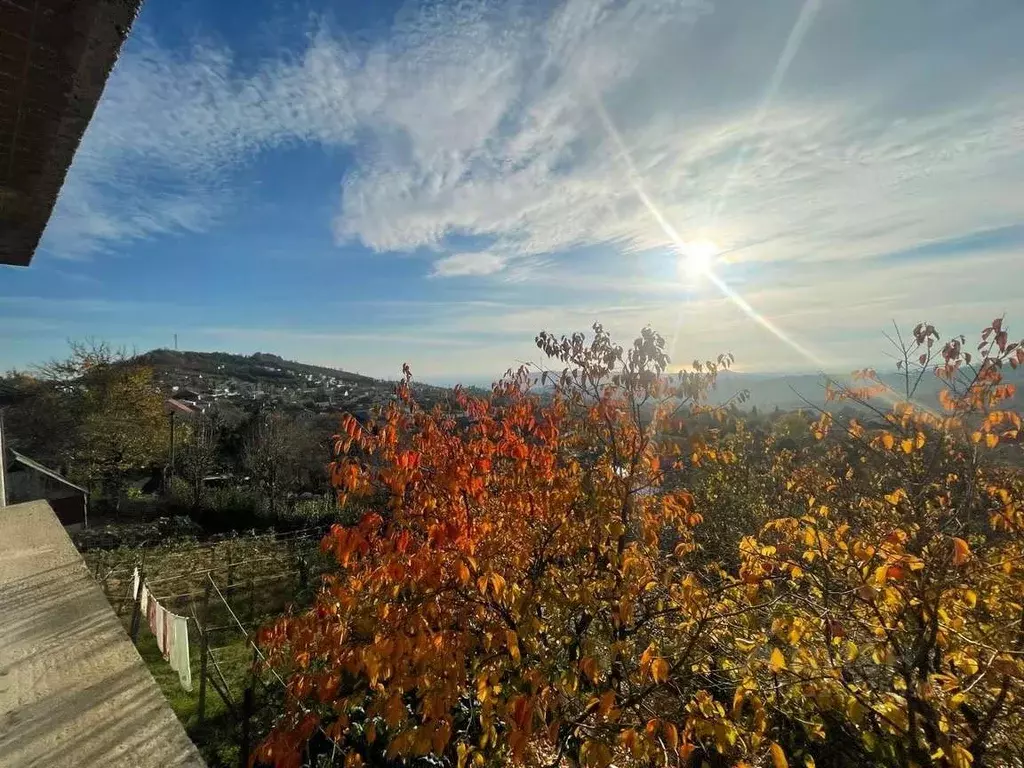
[
  {"x1": 0, "y1": 412, "x2": 7, "y2": 508},
  {"x1": 197, "y1": 579, "x2": 211, "y2": 726},
  {"x1": 129, "y1": 567, "x2": 145, "y2": 643},
  {"x1": 169, "y1": 411, "x2": 177, "y2": 479},
  {"x1": 240, "y1": 686, "x2": 254, "y2": 768}
]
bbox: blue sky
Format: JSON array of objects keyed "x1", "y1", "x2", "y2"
[{"x1": 2, "y1": 0, "x2": 1023, "y2": 384}]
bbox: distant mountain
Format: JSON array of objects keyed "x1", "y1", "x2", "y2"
[
  {"x1": 711, "y1": 368, "x2": 1024, "y2": 411},
  {"x1": 138, "y1": 349, "x2": 376, "y2": 389}
]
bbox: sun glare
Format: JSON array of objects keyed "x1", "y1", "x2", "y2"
[{"x1": 677, "y1": 239, "x2": 719, "y2": 281}]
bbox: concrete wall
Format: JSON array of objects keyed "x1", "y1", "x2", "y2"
[{"x1": 0, "y1": 500, "x2": 204, "y2": 767}]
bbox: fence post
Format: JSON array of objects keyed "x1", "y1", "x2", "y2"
[
  {"x1": 129, "y1": 567, "x2": 145, "y2": 644},
  {"x1": 197, "y1": 579, "x2": 212, "y2": 727},
  {"x1": 247, "y1": 574, "x2": 255, "y2": 630}
]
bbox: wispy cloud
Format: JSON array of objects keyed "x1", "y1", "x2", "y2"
[
  {"x1": 39, "y1": 0, "x2": 1024, "y2": 357},
  {"x1": 49, "y1": 1, "x2": 1024, "y2": 268},
  {"x1": 430, "y1": 252, "x2": 508, "y2": 277}
]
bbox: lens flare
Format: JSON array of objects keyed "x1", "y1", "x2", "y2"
[{"x1": 677, "y1": 239, "x2": 719, "y2": 281}]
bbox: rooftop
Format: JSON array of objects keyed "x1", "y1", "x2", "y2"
[
  {"x1": 0, "y1": 500, "x2": 204, "y2": 767},
  {"x1": 0, "y1": 0, "x2": 141, "y2": 266}
]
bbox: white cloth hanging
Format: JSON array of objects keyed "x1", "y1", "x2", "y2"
[
  {"x1": 156, "y1": 602, "x2": 170, "y2": 659},
  {"x1": 131, "y1": 567, "x2": 140, "y2": 601},
  {"x1": 168, "y1": 614, "x2": 192, "y2": 692},
  {"x1": 135, "y1": 577, "x2": 192, "y2": 692}
]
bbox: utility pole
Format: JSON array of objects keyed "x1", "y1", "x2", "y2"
[{"x1": 169, "y1": 411, "x2": 177, "y2": 478}]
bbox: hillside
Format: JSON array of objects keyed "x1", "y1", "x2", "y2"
[
  {"x1": 138, "y1": 349, "x2": 376, "y2": 389},
  {"x1": 135, "y1": 348, "x2": 452, "y2": 416}
]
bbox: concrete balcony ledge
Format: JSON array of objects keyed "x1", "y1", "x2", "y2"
[{"x1": 0, "y1": 500, "x2": 204, "y2": 767}]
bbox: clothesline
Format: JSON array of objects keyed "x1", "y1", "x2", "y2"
[
  {"x1": 145, "y1": 554, "x2": 287, "y2": 586},
  {"x1": 97, "y1": 525, "x2": 332, "y2": 575},
  {"x1": 153, "y1": 568, "x2": 305, "y2": 603},
  {"x1": 209, "y1": 575, "x2": 285, "y2": 684},
  {"x1": 207, "y1": 572, "x2": 338, "y2": 750},
  {"x1": 93, "y1": 527, "x2": 331, "y2": 594},
  {"x1": 133, "y1": 568, "x2": 193, "y2": 692}
]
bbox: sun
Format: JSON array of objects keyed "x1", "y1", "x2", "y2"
[{"x1": 677, "y1": 239, "x2": 719, "y2": 281}]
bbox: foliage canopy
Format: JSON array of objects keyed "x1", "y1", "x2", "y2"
[{"x1": 259, "y1": 318, "x2": 1024, "y2": 768}]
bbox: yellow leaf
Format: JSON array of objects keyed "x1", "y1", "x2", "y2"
[
  {"x1": 952, "y1": 537, "x2": 971, "y2": 566},
  {"x1": 769, "y1": 647, "x2": 787, "y2": 673},
  {"x1": 770, "y1": 742, "x2": 789, "y2": 768},
  {"x1": 881, "y1": 432, "x2": 895, "y2": 450},
  {"x1": 950, "y1": 744, "x2": 975, "y2": 768},
  {"x1": 491, "y1": 573, "x2": 506, "y2": 596},
  {"x1": 964, "y1": 589, "x2": 977, "y2": 608},
  {"x1": 651, "y1": 657, "x2": 670, "y2": 683},
  {"x1": 985, "y1": 433, "x2": 999, "y2": 448},
  {"x1": 884, "y1": 489, "x2": 905, "y2": 505},
  {"x1": 971, "y1": 431, "x2": 983, "y2": 444},
  {"x1": 915, "y1": 431, "x2": 926, "y2": 449},
  {"x1": 506, "y1": 630, "x2": 520, "y2": 664},
  {"x1": 874, "y1": 565, "x2": 890, "y2": 586},
  {"x1": 901, "y1": 438, "x2": 914, "y2": 454}
]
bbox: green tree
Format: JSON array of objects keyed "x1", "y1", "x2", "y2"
[{"x1": 35, "y1": 341, "x2": 170, "y2": 508}]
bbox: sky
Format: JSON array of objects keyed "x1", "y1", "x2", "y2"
[{"x1": 2, "y1": 0, "x2": 1023, "y2": 385}]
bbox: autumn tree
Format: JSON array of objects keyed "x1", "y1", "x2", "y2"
[
  {"x1": 740, "y1": 319, "x2": 1024, "y2": 768},
  {"x1": 257, "y1": 319, "x2": 1024, "y2": 768}
]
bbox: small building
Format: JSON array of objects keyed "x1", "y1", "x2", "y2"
[{"x1": 4, "y1": 450, "x2": 89, "y2": 529}]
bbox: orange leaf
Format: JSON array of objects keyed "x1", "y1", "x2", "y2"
[
  {"x1": 952, "y1": 537, "x2": 971, "y2": 566},
  {"x1": 886, "y1": 564, "x2": 906, "y2": 581},
  {"x1": 651, "y1": 658, "x2": 670, "y2": 683},
  {"x1": 580, "y1": 656, "x2": 599, "y2": 683},
  {"x1": 663, "y1": 722, "x2": 679, "y2": 750},
  {"x1": 770, "y1": 742, "x2": 789, "y2": 768}
]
